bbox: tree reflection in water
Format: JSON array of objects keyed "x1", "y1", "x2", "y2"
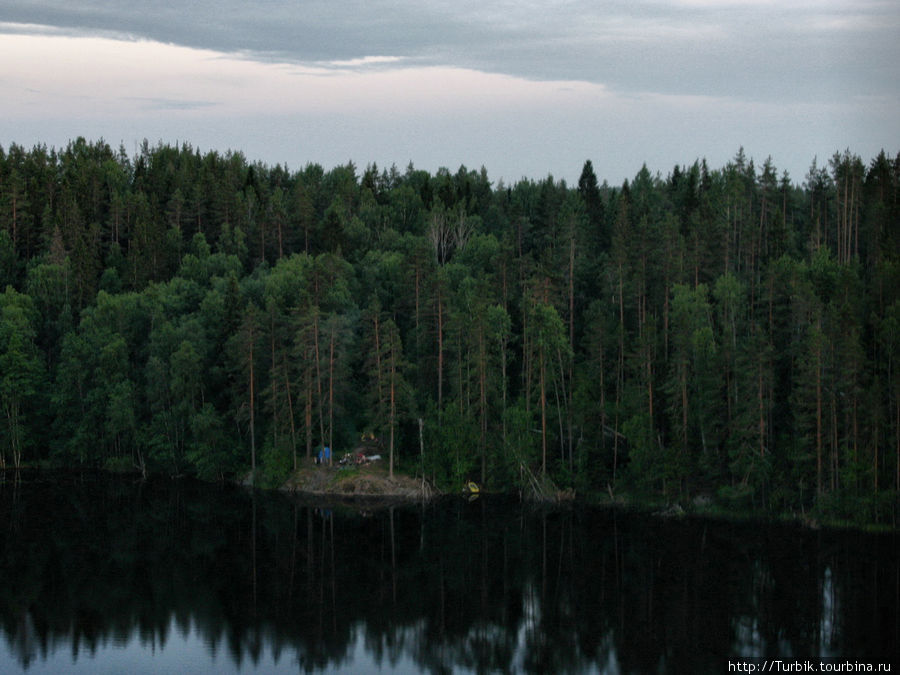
[{"x1": 0, "y1": 473, "x2": 897, "y2": 673}]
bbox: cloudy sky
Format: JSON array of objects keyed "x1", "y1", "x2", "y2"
[{"x1": 1, "y1": 1, "x2": 897, "y2": 185}]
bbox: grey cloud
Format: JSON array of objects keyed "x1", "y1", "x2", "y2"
[
  {"x1": 0, "y1": 1, "x2": 471, "y2": 60},
  {"x1": 2, "y1": 0, "x2": 898, "y2": 103}
]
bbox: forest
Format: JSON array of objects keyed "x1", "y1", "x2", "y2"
[{"x1": 0, "y1": 138, "x2": 898, "y2": 523}]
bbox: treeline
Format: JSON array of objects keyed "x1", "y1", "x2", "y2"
[{"x1": 1, "y1": 138, "x2": 898, "y2": 520}]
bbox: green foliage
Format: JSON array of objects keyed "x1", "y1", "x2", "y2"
[
  {"x1": 1, "y1": 138, "x2": 898, "y2": 524},
  {"x1": 424, "y1": 404, "x2": 480, "y2": 489},
  {"x1": 0, "y1": 232, "x2": 18, "y2": 289},
  {"x1": 497, "y1": 399, "x2": 538, "y2": 490},
  {"x1": 259, "y1": 439, "x2": 294, "y2": 488},
  {"x1": 0, "y1": 287, "x2": 45, "y2": 467},
  {"x1": 187, "y1": 403, "x2": 236, "y2": 481},
  {"x1": 622, "y1": 412, "x2": 660, "y2": 494}
]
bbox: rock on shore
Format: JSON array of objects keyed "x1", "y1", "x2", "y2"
[{"x1": 282, "y1": 462, "x2": 433, "y2": 499}]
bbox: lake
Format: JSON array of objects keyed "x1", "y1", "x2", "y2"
[{"x1": 0, "y1": 472, "x2": 897, "y2": 673}]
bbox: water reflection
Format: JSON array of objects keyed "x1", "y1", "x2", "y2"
[{"x1": 0, "y1": 473, "x2": 897, "y2": 673}]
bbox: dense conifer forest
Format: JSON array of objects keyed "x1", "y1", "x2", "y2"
[{"x1": 1, "y1": 138, "x2": 898, "y2": 522}]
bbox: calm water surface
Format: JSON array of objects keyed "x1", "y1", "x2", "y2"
[{"x1": 0, "y1": 472, "x2": 897, "y2": 673}]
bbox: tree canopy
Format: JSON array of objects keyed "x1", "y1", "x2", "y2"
[{"x1": 2, "y1": 139, "x2": 899, "y2": 523}]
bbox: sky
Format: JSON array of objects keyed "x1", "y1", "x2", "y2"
[{"x1": 1, "y1": 1, "x2": 898, "y2": 186}]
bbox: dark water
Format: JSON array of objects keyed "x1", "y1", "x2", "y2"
[{"x1": 0, "y1": 473, "x2": 897, "y2": 674}]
